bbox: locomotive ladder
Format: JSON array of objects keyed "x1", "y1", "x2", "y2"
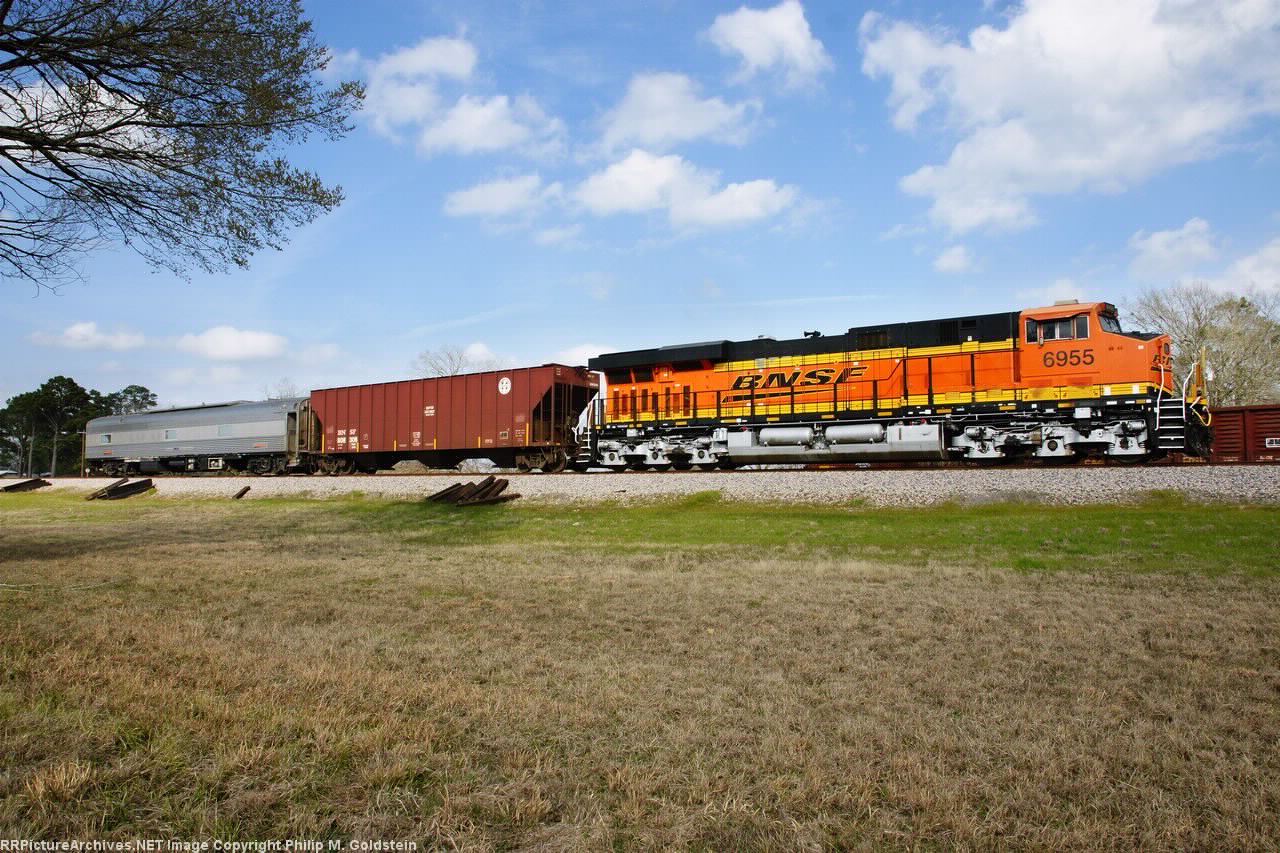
[{"x1": 1154, "y1": 397, "x2": 1188, "y2": 451}]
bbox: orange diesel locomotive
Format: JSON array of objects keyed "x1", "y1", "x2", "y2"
[{"x1": 583, "y1": 300, "x2": 1211, "y2": 467}]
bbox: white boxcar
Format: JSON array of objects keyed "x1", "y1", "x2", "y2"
[{"x1": 86, "y1": 398, "x2": 309, "y2": 475}]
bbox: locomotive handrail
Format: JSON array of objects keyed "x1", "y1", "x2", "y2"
[{"x1": 1155, "y1": 360, "x2": 1166, "y2": 432}]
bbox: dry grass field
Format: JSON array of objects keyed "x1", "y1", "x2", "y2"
[{"x1": 1, "y1": 492, "x2": 1278, "y2": 849}]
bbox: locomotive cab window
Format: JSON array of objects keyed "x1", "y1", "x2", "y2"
[
  {"x1": 632, "y1": 367, "x2": 653, "y2": 383},
  {"x1": 1028, "y1": 314, "x2": 1088, "y2": 343}
]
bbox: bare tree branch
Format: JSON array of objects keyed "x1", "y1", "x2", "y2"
[
  {"x1": 0, "y1": 0, "x2": 362, "y2": 287},
  {"x1": 414, "y1": 345, "x2": 507, "y2": 378}
]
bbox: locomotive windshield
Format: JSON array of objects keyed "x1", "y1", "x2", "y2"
[{"x1": 1099, "y1": 312, "x2": 1122, "y2": 333}]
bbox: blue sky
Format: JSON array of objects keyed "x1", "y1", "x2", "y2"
[{"x1": 9, "y1": 0, "x2": 1280, "y2": 406}]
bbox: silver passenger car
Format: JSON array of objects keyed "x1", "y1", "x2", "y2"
[{"x1": 86, "y1": 398, "x2": 309, "y2": 475}]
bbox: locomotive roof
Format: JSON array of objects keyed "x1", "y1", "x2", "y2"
[{"x1": 589, "y1": 309, "x2": 1022, "y2": 371}]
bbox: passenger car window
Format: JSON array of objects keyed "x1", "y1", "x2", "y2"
[
  {"x1": 100, "y1": 434, "x2": 111, "y2": 445},
  {"x1": 164, "y1": 428, "x2": 176, "y2": 440}
]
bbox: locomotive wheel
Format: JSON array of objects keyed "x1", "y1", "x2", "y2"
[
  {"x1": 1105, "y1": 453, "x2": 1151, "y2": 466},
  {"x1": 1042, "y1": 452, "x2": 1086, "y2": 465},
  {"x1": 672, "y1": 461, "x2": 693, "y2": 471},
  {"x1": 649, "y1": 463, "x2": 672, "y2": 472}
]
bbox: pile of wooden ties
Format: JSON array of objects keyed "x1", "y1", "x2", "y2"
[{"x1": 426, "y1": 475, "x2": 520, "y2": 506}]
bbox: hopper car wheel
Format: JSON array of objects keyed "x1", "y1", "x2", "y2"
[
  {"x1": 320, "y1": 456, "x2": 354, "y2": 475},
  {"x1": 517, "y1": 460, "x2": 532, "y2": 473},
  {"x1": 541, "y1": 451, "x2": 567, "y2": 474}
]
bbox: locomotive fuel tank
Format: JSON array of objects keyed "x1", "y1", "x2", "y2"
[{"x1": 825, "y1": 424, "x2": 887, "y2": 444}]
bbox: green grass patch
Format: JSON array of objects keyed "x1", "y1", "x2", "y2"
[{"x1": 3, "y1": 489, "x2": 1275, "y2": 576}]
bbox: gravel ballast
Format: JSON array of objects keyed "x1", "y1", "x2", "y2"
[{"x1": 34, "y1": 466, "x2": 1280, "y2": 506}]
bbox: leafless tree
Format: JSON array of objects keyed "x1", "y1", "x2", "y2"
[
  {"x1": 261, "y1": 377, "x2": 300, "y2": 399},
  {"x1": 1127, "y1": 283, "x2": 1280, "y2": 406},
  {"x1": 413, "y1": 345, "x2": 505, "y2": 377},
  {"x1": 0, "y1": 0, "x2": 362, "y2": 287}
]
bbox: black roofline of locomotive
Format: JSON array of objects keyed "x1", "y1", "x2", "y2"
[{"x1": 589, "y1": 310, "x2": 1022, "y2": 372}]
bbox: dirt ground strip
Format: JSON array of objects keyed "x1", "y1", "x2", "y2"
[{"x1": 1, "y1": 500, "x2": 1278, "y2": 848}]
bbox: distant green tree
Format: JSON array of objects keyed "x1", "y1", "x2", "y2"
[
  {"x1": 0, "y1": 0, "x2": 363, "y2": 286},
  {"x1": 31, "y1": 375, "x2": 92, "y2": 475},
  {"x1": 103, "y1": 384, "x2": 157, "y2": 414},
  {"x1": 0, "y1": 391, "x2": 41, "y2": 473},
  {"x1": 2, "y1": 378, "x2": 158, "y2": 474}
]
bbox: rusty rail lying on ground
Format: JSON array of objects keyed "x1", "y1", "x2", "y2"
[
  {"x1": 85, "y1": 478, "x2": 155, "y2": 501},
  {"x1": 426, "y1": 475, "x2": 521, "y2": 506},
  {"x1": 1, "y1": 478, "x2": 51, "y2": 493}
]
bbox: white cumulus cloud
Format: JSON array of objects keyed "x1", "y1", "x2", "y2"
[
  {"x1": 600, "y1": 73, "x2": 760, "y2": 153},
  {"x1": 574, "y1": 149, "x2": 797, "y2": 228},
  {"x1": 351, "y1": 36, "x2": 563, "y2": 158},
  {"x1": 933, "y1": 245, "x2": 974, "y2": 273},
  {"x1": 1209, "y1": 236, "x2": 1280, "y2": 293},
  {"x1": 362, "y1": 36, "x2": 476, "y2": 139},
  {"x1": 419, "y1": 94, "x2": 565, "y2": 157},
  {"x1": 1016, "y1": 277, "x2": 1086, "y2": 307},
  {"x1": 31, "y1": 321, "x2": 144, "y2": 351},
  {"x1": 1129, "y1": 217, "x2": 1220, "y2": 281},
  {"x1": 707, "y1": 0, "x2": 833, "y2": 87},
  {"x1": 443, "y1": 174, "x2": 562, "y2": 217},
  {"x1": 861, "y1": 0, "x2": 1280, "y2": 233},
  {"x1": 176, "y1": 326, "x2": 288, "y2": 361}
]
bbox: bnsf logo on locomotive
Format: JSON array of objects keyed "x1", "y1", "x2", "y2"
[{"x1": 730, "y1": 366, "x2": 868, "y2": 390}]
